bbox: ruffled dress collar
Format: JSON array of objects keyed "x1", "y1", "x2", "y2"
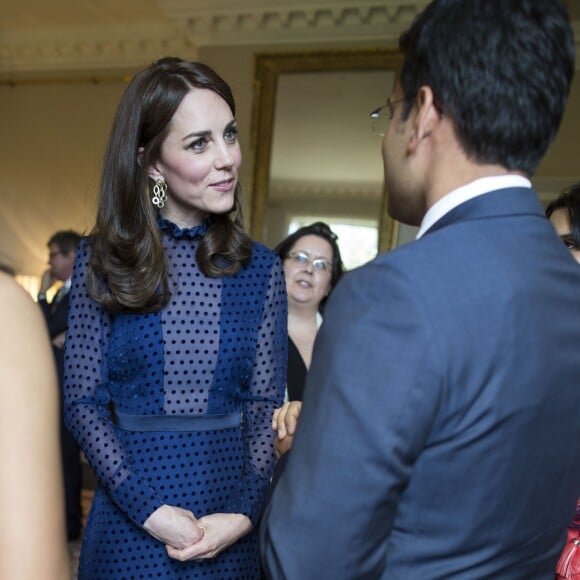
[{"x1": 157, "y1": 214, "x2": 209, "y2": 240}]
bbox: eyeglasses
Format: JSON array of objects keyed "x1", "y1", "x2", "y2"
[
  {"x1": 370, "y1": 97, "x2": 405, "y2": 136},
  {"x1": 286, "y1": 251, "x2": 331, "y2": 272}
]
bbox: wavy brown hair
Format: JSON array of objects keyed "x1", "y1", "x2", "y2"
[{"x1": 87, "y1": 57, "x2": 252, "y2": 313}]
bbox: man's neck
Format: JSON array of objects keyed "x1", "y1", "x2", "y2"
[
  {"x1": 425, "y1": 162, "x2": 525, "y2": 212},
  {"x1": 416, "y1": 173, "x2": 532, "y2": 239}
]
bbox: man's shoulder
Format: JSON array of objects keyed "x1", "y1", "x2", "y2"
[
  {"x1": 348, "y1": 238, "x2": 438, "y2": 282},
  {"x1": 326, "y1": 245, "x2": 427, "y2": 316}
]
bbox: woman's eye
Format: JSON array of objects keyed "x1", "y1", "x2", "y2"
[
  {"x1": 224, "y1": 127, "x2": 239, "y2": 142},
  {"x1": 188, "y1": 137, "x2": 208, "y2": 151},
  {"x1": 564, "y1": 238, "x2": 578, "y2": 250}
]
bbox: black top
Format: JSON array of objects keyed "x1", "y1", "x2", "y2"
[{"x1": 287, "y1": 336, "x2": 308, "y2": 401}]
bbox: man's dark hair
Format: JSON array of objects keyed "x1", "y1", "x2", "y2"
[
  {"x1": 545, "y1": 183, "x2": 580, "y2": 246},
  {"x1": 48, "y1": 230, "x2": 82, "y2": 255},
  {"x1": 398, "y1": 0, "x2": 575, "y2": 175}
]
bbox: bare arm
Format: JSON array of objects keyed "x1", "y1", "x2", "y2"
[{"x1": 0, "y1": 274, "x2": 69, "y2": 579}]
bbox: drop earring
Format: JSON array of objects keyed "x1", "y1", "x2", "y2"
[{"x1": 151, "y1": 179, "x2": 168, "y2": 208}]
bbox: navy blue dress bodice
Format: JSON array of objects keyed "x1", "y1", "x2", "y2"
[{"x1": 64, "y1": 219, "x2": 287, "y2": 578}]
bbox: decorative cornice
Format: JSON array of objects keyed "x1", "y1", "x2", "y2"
[
  {"x1": 162, "y1": 1, "x2": 427, "y2": 46},
  {"x1": 0, "y1": 2, "x2": 424, "y2": 76},
  {"x1": 0, "y1": 1, "x2": 578, "y2": 76},
  {"x1": 0, "y1": 24, "x2": 195, "y2": 77}
]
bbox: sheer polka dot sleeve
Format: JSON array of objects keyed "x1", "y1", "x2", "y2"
[
  {"x1": 63, "y1": 240, "x2": 165, "y2": 527},
  {"x1": 224, "y1": 249, "x2": 287, "y2": 524}
]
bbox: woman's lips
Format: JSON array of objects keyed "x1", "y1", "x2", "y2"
[
  {"x1": 296, "y1": 279, "x2": 313, "y2": 288},
  {"x1": 210, "y1": 178, "x2": 235, "y2": 191}
]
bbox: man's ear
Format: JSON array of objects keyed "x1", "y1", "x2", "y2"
[{"x1": 408, "y1": 86, "x2": 441, "y2": 154}]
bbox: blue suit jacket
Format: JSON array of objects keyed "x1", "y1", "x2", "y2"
[{"x1": 261, "y1": 188, "x2": 580, "y2": 579}]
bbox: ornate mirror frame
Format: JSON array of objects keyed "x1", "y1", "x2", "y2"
[{"x1": 249, "y1": 48, "x2": 402, "y2": 253}]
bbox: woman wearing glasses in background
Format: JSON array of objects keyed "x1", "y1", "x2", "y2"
[
  {"x1": 259, "y1": 224, "x2": 343, "y2": 580},
  {"x1": 274, "y1": 222, "x2": 345, "y2": 403}
]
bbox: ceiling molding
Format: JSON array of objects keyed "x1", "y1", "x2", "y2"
[
  {"x1": 0, "y1": 1, "x2": 578, "y2": 76},
  {"x1": 162, "y1": 1, "x2": 428, "y2": 46},
  {"x1": 0, "y1": 1, "x2": 426, "y2": 76},
  {"x1": 0, "y1": 26, "x2": 195, "y2": 77}
]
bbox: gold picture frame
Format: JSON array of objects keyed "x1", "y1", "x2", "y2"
[{"x1": 249, "y1": 48, "x2": 402, "y2": 253}]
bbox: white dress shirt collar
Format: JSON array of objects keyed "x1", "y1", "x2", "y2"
[{"x1": 416, "y1": 174, "x2": 532, "y2": 239}]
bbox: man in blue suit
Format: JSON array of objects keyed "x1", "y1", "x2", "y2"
[{"x1": 261, "y1": 1, "x2": 580, "y2": 577}]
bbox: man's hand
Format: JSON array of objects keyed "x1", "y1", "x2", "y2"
[{"x1": 272, "y1": 401, "x2": 302, "y2": 458}]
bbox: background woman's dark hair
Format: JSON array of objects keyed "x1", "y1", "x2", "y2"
[
  {"x1": 87, "y1": 57, "x2": 252, "y2": 313},
  {"x1": 545, "y1": 183, "x2": 580, "y2": 247},
  {"x1": 274, "y1": 221, "x2": 345, "y2": 307}
]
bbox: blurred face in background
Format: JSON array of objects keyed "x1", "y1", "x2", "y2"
[
  {"x1": 284, "y1": 235, "x2": 333, "y2": 310},
  {"x1": 48, "y1": 243, "x2": 75, "y2": 281},
  {"x1": 549, "y1": 208, "x2": 580, "y2": 263}
]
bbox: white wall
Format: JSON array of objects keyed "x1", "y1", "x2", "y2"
[{"x1": 0, "y1": 80, "x2": 127, "y2": 274}]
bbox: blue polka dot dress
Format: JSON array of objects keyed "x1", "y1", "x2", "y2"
[{"x1": 64, "y1": 218, "x2": 287, "y2": 579}]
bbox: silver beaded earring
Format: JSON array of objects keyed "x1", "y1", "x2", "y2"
[{"x1": 151, "y1": 179, "x2": 168, "y2": 209}]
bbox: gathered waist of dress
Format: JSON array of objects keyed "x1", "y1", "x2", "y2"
[{"x1": 114, "y1": 410, "x2": 242, "y2": 432}]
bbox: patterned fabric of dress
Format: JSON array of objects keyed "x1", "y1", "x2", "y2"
[{"x1": 63, "y1": 218, "x2": 287, "y2": 579}]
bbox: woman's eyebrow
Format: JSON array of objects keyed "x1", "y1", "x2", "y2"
[{"x1": 182, "y1": 129, "x2": 211, "y2": 141}]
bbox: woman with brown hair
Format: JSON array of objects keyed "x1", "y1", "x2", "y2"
[{"x1": 64, "y1": 57, "x2": 287, "y2": 578}]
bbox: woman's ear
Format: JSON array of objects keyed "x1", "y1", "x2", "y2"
[
  {"x1": 138, "y1": 148, "x2": 164, "y2": 182},
  {"x1": 146, "y1": 166, "x2": 164, "y2": 182}
]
